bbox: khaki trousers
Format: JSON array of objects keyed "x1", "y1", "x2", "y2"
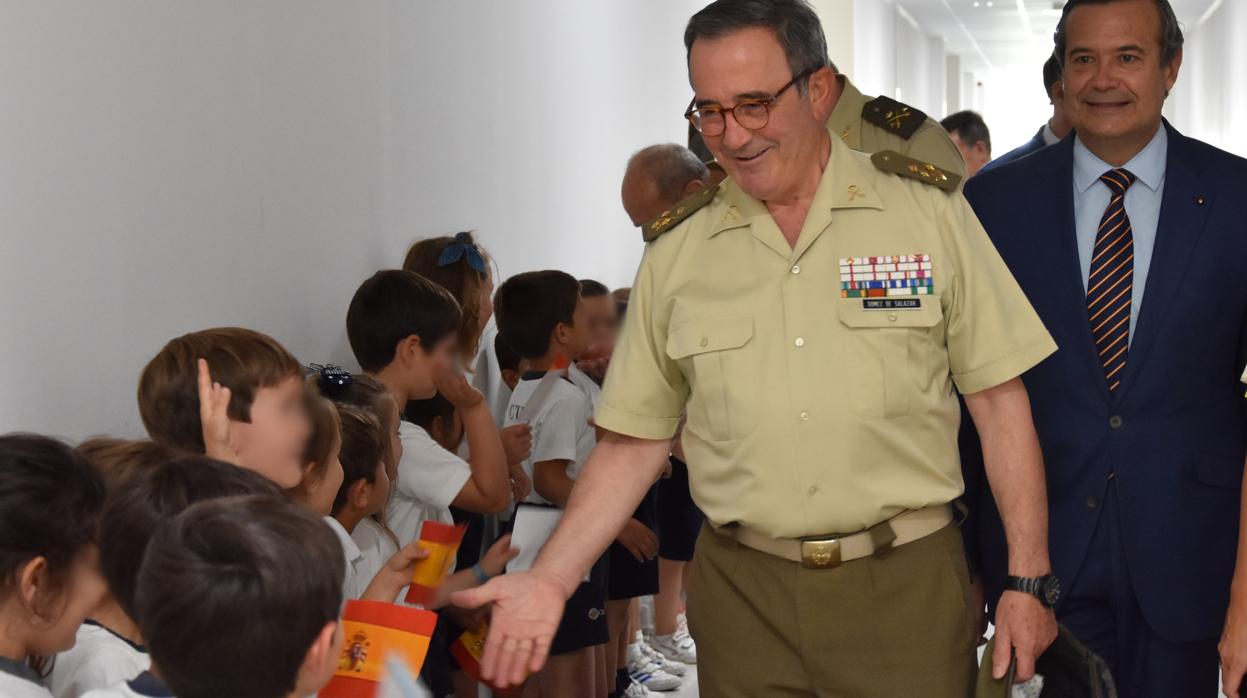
[{"x1": 686, "y1": 523, "x2": 977, "y2": 697}]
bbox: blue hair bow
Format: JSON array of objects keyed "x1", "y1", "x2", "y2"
[
  {"x1": 307, "y1": 363, "x2": 353, "y2": 397},
  {"x1": 437, "y1": 232, "x2": 487, "y2": 274}
]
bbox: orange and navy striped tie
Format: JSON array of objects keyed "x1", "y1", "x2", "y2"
[{"x1": 1087, "y1": 168, "x2": 1137, "y2": 392}]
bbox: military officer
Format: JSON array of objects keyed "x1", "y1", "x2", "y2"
[{"x1": 455, "y1": 1, "x2": 1059, "y2": 695}]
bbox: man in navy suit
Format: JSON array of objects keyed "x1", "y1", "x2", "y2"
[
  {"x1": 979, "y1": 55, "x2": 1072, "y2": 175},
  {"x1": 963, "y1": 0, "x2": 1247, "y2": 694}
]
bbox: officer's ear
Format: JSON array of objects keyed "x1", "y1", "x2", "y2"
[
  {"x1": 682, "y1": 178, "x2": 705, "y2": 197},
  {"x1": 804, "y1": 66, "x2": 837, "y2": 120}
]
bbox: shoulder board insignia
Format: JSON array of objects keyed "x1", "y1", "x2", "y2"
[
  {"x1": 641, "y1": 184, "x2": 719, "y2": 243},
  {"x1": 862, "y1": 96, "x2": 927, "y2": 140},
  {"x1": 871, "y1": 151, "x2": 961, "y2": 193}
]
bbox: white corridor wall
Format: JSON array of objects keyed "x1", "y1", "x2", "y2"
[{"x1": 0, "y1": 0, "x2": 706, "y2": 439}]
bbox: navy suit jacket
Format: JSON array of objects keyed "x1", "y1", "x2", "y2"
[
  {"x1": 962, "y1": 122, "x2": 1247, "y2": 642},
  {"x1": 979, "y1": 126, "x2": 1048, "y2": 175}
]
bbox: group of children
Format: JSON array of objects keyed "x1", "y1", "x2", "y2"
[{"x1": 0, "y1": 232, "x2": 695, "y2": 698}]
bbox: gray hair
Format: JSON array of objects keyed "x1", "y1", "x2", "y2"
[
  {"x1": 626, "y1": 144, "x2": 711, "y2": 205},
  {"x1": 1054, "y1": 0, "x2": 1184, "y2": 67},
  {"x1": 684, "y1": 0, "x2": 832, "y2": 95}
]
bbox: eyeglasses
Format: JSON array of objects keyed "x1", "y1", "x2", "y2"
[{"x1": 684, "y1": 69, "x2": 813, "y2": 137}]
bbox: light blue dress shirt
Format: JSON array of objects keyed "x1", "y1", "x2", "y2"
[{"x1": 1073, "y1": 126, "x2": 1168, "y2": 342}]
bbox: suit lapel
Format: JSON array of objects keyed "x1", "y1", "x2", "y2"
[
  {"x1": 1114, "y1": 125, "x2": 1212, "y2": 403},
  {"x1": 1028, "y1": 140, "x2": 1115, "y2": 404}
]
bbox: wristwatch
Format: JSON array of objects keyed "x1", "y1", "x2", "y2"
[{"x1": 1005, "y1": 574, "x2": 1062, "y2": 608}]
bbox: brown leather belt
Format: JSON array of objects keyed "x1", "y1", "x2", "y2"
[{"x1": 717, "y1": 504, "x2": 954, "y2": 569}]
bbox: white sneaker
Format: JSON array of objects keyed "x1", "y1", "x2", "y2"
[
  {"x1": 623, "y1": 682, "x2": 655, "y2": 698},
  {"x1": 649, "y1": 629, "x2": 697, "y2": 665},
  {"x1": 637, "y1": 636, "x2": 688, "y2": 677},
  {"x1": 628, "y1": 643, "x2": 683, "y2": 691}
]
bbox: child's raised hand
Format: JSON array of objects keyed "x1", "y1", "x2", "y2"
[
  {"x1": 480, "y1": 534, "x2": 520, "y2": 578},
  {"x1": 434, "y1": 367, "x2": 485, "y2": 410},
  {"x1": 500, "y1": 423, "x2": 533, "y2": 465},
  {"x1": 197, "y1": 359, "x2": 239, "y2": 465}
]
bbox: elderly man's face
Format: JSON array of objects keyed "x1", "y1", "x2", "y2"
[
  {"x1": 1062, "y1": 0, "x2": 1180, "y2": 159},
  {"x1": 689, "y1": 27, "x2": 829, "y2": 202}
]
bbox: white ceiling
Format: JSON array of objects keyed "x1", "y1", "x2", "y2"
[{"x1": 896, "y1": 0, "x2": 1217, "y2": 72}]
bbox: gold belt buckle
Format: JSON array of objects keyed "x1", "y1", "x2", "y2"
[{"x1": 800, "y1": 538, "x2": 842, "y2": 569}]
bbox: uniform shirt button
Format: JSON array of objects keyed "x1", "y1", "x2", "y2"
[
  {"x1": 1108, "y1": 415, "x2": 1123, "y2": 429},
  {"x1": 807, "y1": 486, "x2": 819, "y2": 496},
  {"x1": 888, "y1": 312, "x2": 898, "y2": 322},
  {"x1": 791, "y1": 265, "x2": 801, "y2": 275},
  {"x1": 794, "y1": 337, "x2": 805, "y2": 347},
  {"x1": 1086, "y1": 496, "x2": 1099, "y2": 509},
  {"x1": 800, "y1": 411, "x2": 810, "y2": 421},
  {"x1": 699, "y1": 337, "x2": 709, "y2": 348}
]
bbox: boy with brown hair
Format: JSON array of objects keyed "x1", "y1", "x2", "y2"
[{"x1": 136, "y1": 327, "x2": 310, "y2": 488}]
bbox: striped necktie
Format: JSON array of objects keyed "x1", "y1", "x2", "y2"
[{"x1": 1087, "y1": 168, "x2": 1137, "y2": 392}]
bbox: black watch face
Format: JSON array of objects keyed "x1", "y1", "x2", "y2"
[{"x1": 1041, "y1": 576, "x2": 1062, "y2": 607}]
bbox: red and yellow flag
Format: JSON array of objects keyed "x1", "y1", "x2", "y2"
[
  {"x1": 402, "y1": 521, "x2": 467, "y2": 606},
  {"x1": 321, "y1": 600, "x2": 437, "y2": 698},
  {"x1": 450, "y1": 623, "x2": 526, "y2": 697}
]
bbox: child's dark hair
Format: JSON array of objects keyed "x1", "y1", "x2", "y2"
[
  {"x1": 300, "y1": 388, "x2": 341, "y2": 484},
  {"x1": 346, "y1": 270, "x2": 462, "y2": 373},
  {"x1": 77, "y1": 438, "x2": 175, "y2": 494},
  {"x1": 494, "y1": 332, "x2": 521, "y2": 374},
  {"x1": 137, "y1": 327, "x2": 302, "y2": 453},
  {"x1": 136, "y1": 495, "x2": 344, "y2": 698},
  {"x1": 331, "y1": 404, "x2": 386, "y2": 516},
  {"x1": 403, "y1": 232, "x2": 494, "y2": 362},
  {"x1": 494, "y1": 270, "x2": 581, "y2": 360},
  {"x1": 0, "y1": 434, "x2": 104, "y2": 610},
  {"x1": 314, "y1": 371, "x2": 398, "y2": 468},
  {"x1": 98, "y1": 455, "x2": 281, "y2": 621},
  {"x1": 404, "y1": 393, "x2": 456, "y2": 433},
  {"x1": 579, "y1": 279, "x2": 611, "y2": 298}
]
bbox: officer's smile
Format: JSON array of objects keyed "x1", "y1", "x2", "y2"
[{"x1": 733, "y1": 147, "x2": 771, "y2": 163}]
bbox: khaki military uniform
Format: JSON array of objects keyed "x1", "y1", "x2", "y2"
[
  {"x1": 599, "y1": 129, "x2": 1055, "y2": 696},
  {"x1": 828, "y1": 75, "x2": 967, "y2": 183}
]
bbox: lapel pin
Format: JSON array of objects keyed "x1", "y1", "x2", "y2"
[{"x1": 1195, "y1": 196, "x2": 1207, "y2": 205}]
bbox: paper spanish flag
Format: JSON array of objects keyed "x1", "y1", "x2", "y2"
[
  {"x1": 450, "y1": 623, "x2": 526, "y2": 697},
  {"x1": 402, "y1": 521, "x2": 467, "y2": 606},
  {"x1": 321, "y1": 600, "x2": 437, "y2": 698}
]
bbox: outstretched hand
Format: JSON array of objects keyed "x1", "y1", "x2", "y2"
[{"x1": 450, "y1": 570, "x2": 568, "y2": 687}]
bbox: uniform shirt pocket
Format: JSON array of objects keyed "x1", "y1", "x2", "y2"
[
  {"x1": 836, "y1": 301, "x2": 943, "y2": 419},
  {"x1": 666, "y1": 316, "x2": 756, "y2": 441}
]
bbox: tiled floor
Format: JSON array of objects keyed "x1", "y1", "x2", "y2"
[{"x1": 667, "y1": 666, "x2": 699, "y2": 697}]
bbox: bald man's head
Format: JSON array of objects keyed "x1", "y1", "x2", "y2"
[{"x1": 621, "y1": 144, "x2": 711, "y2": 226}]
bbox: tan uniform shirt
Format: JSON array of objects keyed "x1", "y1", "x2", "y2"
[
  {"x1": 828, "y1": 76, "x2": 966, "y2": 183},
  {"x1": 598, "y1": 130, "x2": 1056, "y2": 539}
]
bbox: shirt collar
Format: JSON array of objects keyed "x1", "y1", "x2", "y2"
[
  {"x1": 83, "y1": 618, "x2": 148, "y2": 653},
  {"x1": 708, "y1": 126, "x2": 883, "y2": 239},
  {"x1": 1042, "y1": 122, "x2": 1061, "y2": 147},
  {"x1": 1073, "y1": 124, "x2": 1168, "y2": 194},
  {"x1": 323, "y1": 516, "x2": 362, "y2": 562},
  {"x1": 128, "y1": 670, "x2": 176, "y2": 697},
  {"x1": 0, "y1": 655, "x2": 39, "y2": 685}
]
